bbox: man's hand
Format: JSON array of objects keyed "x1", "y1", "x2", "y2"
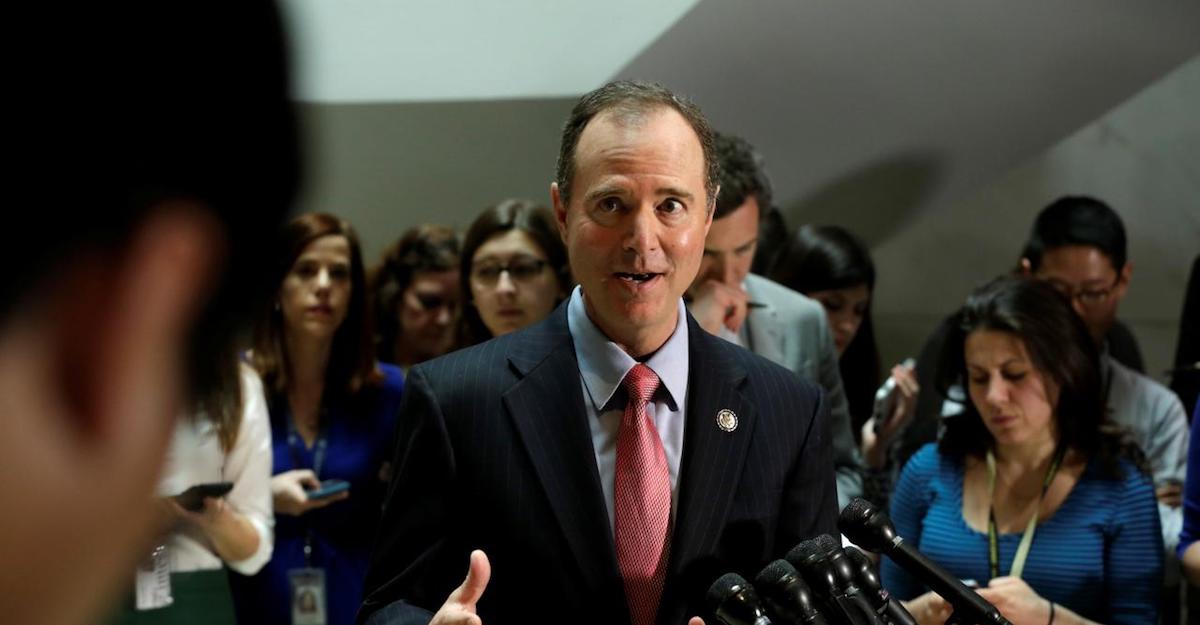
[
  {"x1": 688, "y1": 280, "x2": 749, "y2": 336},
  {"x1": 1156, "y1": 481, "x2": 1183, "y2": 507},
  {"x1": 271, "y1": 469, "x2": 349, "y2": 516},
  {"x1": 430, "y1": 550, "x2": 491, "y2": 625}
]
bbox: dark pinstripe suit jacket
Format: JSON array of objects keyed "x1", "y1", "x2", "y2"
[{"x1": 358, "y1": 302, "x2": 837, "y2": 625}]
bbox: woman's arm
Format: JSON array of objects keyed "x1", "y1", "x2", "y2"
[
  {"x1": 880, "y1": 445, "x2": 938, "y2": 601},
  {"x1": 206, "y1": 366, "x2": 275, "y2": 575}
]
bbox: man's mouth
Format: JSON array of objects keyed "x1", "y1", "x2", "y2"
[{"x1": 615, "y1": 272, "x2": 660, "y2": 284}]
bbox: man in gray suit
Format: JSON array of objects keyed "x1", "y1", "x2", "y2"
[{"x1": 685, "y1": 133, "x2": 863, "y2": 509}]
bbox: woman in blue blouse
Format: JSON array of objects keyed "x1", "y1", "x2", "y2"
[
  {"x1": 882, "y1": 276, "x2": 1162, "y2": 625},
  {"x1": 230, "y1": 213, "x2": 404, "y2": 625}
]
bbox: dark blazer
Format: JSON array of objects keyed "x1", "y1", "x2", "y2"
[{"x1": 358, "y1": 302, "x2": 837, "y2": 625}]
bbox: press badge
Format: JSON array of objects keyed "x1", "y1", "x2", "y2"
[
  {"x1": 289, "y1": 567, "x2": 327, "y2": 625},
  {"x1": 135, "y1": 544, "x2": 173, "y2": 611}
]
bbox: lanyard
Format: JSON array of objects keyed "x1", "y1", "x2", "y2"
[
  {"x1": 986, "y1": 445, "x2": 1065, "y2": 581},
  {"x1": 285, "y1": 412, "x2": 329, "y2": 567},
  {"x1": 286, "y1": 415, "x2": 329, "y2": 477}
]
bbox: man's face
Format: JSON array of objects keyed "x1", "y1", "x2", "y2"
[
  {"x1": 553, "y1": 107, "x2": 712, "y2": 353},
  {"x1": 1030, "y1": 244, "x2": 1129, "y2": 345},
  {"x1": 690, "y1": 196, "x2": 759, "y2": 292}
]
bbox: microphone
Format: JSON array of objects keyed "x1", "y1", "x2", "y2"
[
  {"x1": 838, "y1": 498, "x2": 1011, "y2": 625},
  {"x1": 753, "y1": 559, "x2": 829, "y2": 625},
  {"x1": 787, "y1": 536, "x2": 881, "y2": 625},
  {"x1": 706, "y1": 573, "x2": 774, "y2": 625},
  {"x1": 842, "y1": 546, "x2": 916, "y2": 625}
]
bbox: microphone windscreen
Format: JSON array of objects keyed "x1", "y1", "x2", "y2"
[
  {"x1": 707, "y1": 572, "x2": 752, "y2": 608},
  {"x1": 786, "y1": 535, "x2": 836, "y2": 568},
  {"x1": 754, "y1": 559, "x2": 799, "y2": 588},
  {"x1": 839, "y1": 497, "x2": 875, "y2": 526}
]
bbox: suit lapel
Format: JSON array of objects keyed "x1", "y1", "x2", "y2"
[
  {"x1": 665, "y1": 316, "x2": 757, "y2": 594},
  {"x1": 501, "y1": 306, "x2": 626, "y2": 613}
]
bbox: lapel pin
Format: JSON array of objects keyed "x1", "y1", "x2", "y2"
[{"x1": 716, "y1": 409, "x2": 738, "y2": 433}]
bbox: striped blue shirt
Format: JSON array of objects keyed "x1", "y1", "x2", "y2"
[{"x1": 881, "y1": 444, "x2": 1163, "y2": 624}]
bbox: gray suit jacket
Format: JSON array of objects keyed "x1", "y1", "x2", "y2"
[{"x1": 741, "y1": 273, "x2": 863, "y2": 509}]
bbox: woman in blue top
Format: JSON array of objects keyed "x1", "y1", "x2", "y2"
[
  {"x1": 882, "y1": 276, "x2": 1162, "y2": 625},
  {"x1": 230, "y1": 213, "x2": 404, "y2": 625}
]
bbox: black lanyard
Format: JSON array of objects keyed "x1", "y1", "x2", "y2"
[{"x1": 986, "y1": 445, "x2": 1065, "y2": 580}]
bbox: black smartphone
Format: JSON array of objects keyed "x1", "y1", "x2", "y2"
[
  {"x1": 306, "y1": 479, "x2": 350, "y2": 500},
  {"x1": 173, "y1": 481, "x2": 234, "y2": 512}
]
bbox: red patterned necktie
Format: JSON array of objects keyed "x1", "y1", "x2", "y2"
[{"x1": 614, "y1": 363, "x2": 671, "y2": 625}]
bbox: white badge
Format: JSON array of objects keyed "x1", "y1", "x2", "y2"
[
  {"x1": 135, "y1": 544, "x2": 173, "y2": 611},
  {"x1": 289, "y1": 567, "x2": 327, "y2": 625}
]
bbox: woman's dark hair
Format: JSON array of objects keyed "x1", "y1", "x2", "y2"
[
  {"x1": 369, "y1": 224, "x2": 460, "y2": 363},
  {"x1": 252, "y1": 213, "x2": 381, "y2": 403},
  {"x1": 457, "y1": 199, "x2": 571, "y2": 347},
  {"x1": 770, "y1": 225, "x2": 881, "y2": 430},
  {"x1": 936, "y1": 275, "x2": 1145, "y2": 478}
]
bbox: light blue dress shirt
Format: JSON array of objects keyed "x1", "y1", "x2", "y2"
[{"x1": 566, "y1": 285, "x2": 689, "y2": 537}]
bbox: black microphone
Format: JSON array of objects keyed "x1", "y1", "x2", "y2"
[
  {"x1": 753, "y1": 559, "x2": 829, "y2": 625},
  {"x1": 787, "y1": 535, "x2": 881, "y2": 625},
  {"x1": 706, "y1": 573, "x2": 774, "y2": 625},
  {"x1": 843, "y1": 546, "x2": 916, "y2": 625},
  {"x1": 838, "y1": 498, "x2": 1011, "y2": 625}
]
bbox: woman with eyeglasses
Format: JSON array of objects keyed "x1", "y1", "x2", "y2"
[
  {"x1": 369, "y1": 224, "x2": 461, "y2": 369},
  {"x1": 458, "y1": 199, "x2": 571, "y2": 346},
  {"x1": 229, "y1": 213, "x2": 404, "y2": 625}
]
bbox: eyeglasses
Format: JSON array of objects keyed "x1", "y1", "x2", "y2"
[
  {"x1": 471, "y1": 257, "x2": 548, "y2": 287},
  {"x1": 410, "y1": 292, "x2": 457, "y2": 312},
  {"x1": 1044, "y1": 276, "x2": 1120, "y2": 307}
]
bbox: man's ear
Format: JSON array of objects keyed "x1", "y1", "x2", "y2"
[
  {"x1": 1019, "y1": 257, "x2": 1033, "y2": 276},
  {"x1": 1113, "y1": 261, "x2": 1133, "y2": 300},
  {"x1": 58, "y1": 202, "x2": 222, "y2": 447},
  {"x1": 551, "y1": 182, "x2": 569, "y2": 242}
]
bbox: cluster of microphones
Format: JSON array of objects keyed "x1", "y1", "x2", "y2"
[{"x1": 705, "y1": 499, "x2": 1013, "y2": 625}]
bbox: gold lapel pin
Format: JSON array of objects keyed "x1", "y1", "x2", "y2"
[{"x1": 716, "y1": 409, "x2": 738, "y2": 433}]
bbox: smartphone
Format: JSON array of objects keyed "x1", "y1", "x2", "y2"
[
  {"x1": 306, "y1": 479, "x2": 350, "y2": 500},
  {"x1": 173, "y1": 481, "x2": 234, "y2": 512}
]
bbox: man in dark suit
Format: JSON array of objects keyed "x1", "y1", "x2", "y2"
[{"x1": 358, "y1": 81, "x2": 837, "y2": 625}]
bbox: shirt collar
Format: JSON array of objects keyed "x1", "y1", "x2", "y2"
[{"x1": 566, "y1": 285, "x2": 689, "y2": 413}]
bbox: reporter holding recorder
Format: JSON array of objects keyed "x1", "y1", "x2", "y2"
[
  {"x1": 880, "y1": 276, "x2": 1162, "y2": 625},
  {"x1": 230, "y1": 213, "x2": 405, "y2": 625}
]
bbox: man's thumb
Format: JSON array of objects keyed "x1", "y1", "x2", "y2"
[{"x1": 458, "y1": 549, "x2": 491, "y2": 607}]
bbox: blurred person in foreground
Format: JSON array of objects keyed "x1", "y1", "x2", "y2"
[
  {"x1": 358, "y1": 80, "x2": 836, "y2": 625},
  {"x1": 684, "y1": 133, "x2": 863, "y2": 509},
  {"x1": 1, "y1": 2, "x2": 298, "y2": 625},
  {"x1": 457, "y1": 199, "x2": 571, "y2": 346},
  {"x1": 883, "y1": 276, "x2": 1162, "y2": 625},
  {"x1": 370, "y1": 225, "x2": 461, "y2": 370}
]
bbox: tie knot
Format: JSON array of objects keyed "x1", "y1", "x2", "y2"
[{"x1": 622, "y1": 363, "x2": 660, "y2": 405}]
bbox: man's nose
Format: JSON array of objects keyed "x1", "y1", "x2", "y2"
[
  {"x1": 436, "y1": 304, "x2": 453, "y2": 326},
  {"x1": 719, "y1": 256, "x2": 739, "y2": 286},
  {"x1": 623, "y1": 204, "x2": 661, "y2": 256}
]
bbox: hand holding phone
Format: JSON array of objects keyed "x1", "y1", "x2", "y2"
[
  {"x1": 172, "y1": 482, "x2": 233, "y2": 512},
  {"x1": 306, "y1": 479, "x2": 350, "y2": 500}
]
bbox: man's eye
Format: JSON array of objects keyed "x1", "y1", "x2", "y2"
[
  {"x1": 660, "y1": 199, "x2": 684, "y2": 214},
  {"x1": 599, "y1": 197, "x2": 622, "y2": 212}
]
